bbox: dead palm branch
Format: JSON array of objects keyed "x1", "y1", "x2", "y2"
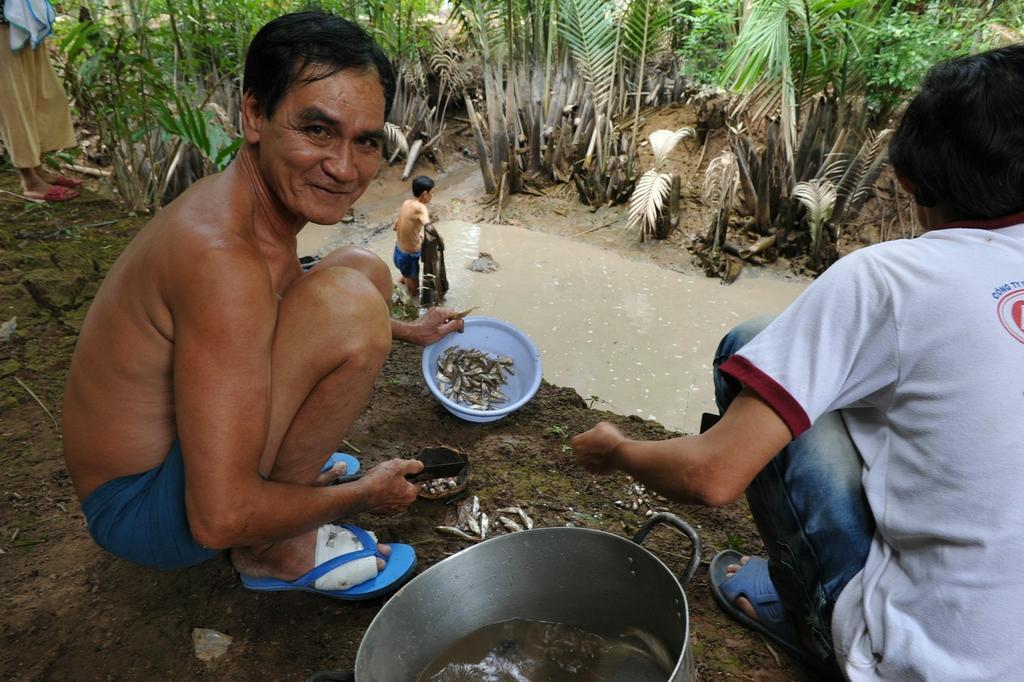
[
  {"x1": 702, "y1": 148, "x2": 740, "y2": 252},
  {"x1": 627, "y1": 169, "x2": 672, "y2": 240},
  {"x1": 792, "y1": 176, "x2": 837, "y2": 264},
  {"x1": 648, "y1": 127, "x2": 694, "y2": 164}
]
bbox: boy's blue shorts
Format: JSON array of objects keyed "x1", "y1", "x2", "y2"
[
  {"x1": 81, "y1": 441, "x2": 217, "y2": 570},
  {"x1": 393, "y1": 244, "x2": 421, "y2": 279}
]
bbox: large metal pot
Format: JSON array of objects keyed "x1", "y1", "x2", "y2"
[{"x1": 354, "y1": 513, "x2": 701, "y2": 681}]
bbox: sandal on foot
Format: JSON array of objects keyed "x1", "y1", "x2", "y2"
[
  {"x1": 709, "y1": 550, "x2": 825, "y2": 672},
  {"x1": 52, "y1": 174, "x2": 83, "y2": 189},
  {"x1": 24, "y1": 185, "x2": 79, "y2": 203},
  {"x1": 239, "y1": 524, "x2": 416, "y2": 600}
]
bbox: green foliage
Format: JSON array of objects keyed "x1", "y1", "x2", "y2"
[
  {"x1": 859, "y1": 2, "x2": 982, "y2": 116},
  {"x1": 154, "y1": 93, "x2": 242, "y2": 172},
  {"x1": 356, "y1": 0, "x2": 439, "y2": 63},
  {"x1": 548, "y1": 423, "x2": 569, "y2": 438},
  {"x1": 620, "y1": 0, "x2": 676, "y2": 61},
  {"x1": 58, "y1": 11, "x2": 171, "y2": 211},
  {"x1": 557, "y1": 0, "x2": 618, "y2": 114},
  {"x1": 54, "y1": 0, "x2": 442, "y2": 210},
  {"x1": 675, "y1": 0, "x2": 740, "y2": 83}
]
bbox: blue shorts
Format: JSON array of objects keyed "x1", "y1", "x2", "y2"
[
  {"x1": 81, "y1": 441, "x2": 217, "y2": 570},
  {"x1": 393, "y1": 244, "x2": 421, "y2": 279}
]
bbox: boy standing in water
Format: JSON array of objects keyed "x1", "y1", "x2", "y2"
[{"x1": 393, "y1": 175, "x2": 434, "y2": 298}]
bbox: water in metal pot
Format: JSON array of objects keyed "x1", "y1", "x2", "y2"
[{"x1": 417, "y1": 618, "x2": 673, "y2": 681}]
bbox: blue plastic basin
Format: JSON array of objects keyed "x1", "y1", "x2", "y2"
[{"x1": 422, "y1": 317, "x2": 543, "y2": 423}]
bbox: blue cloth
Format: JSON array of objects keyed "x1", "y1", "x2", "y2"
[
  {"x1": 4, "y1": 0, "x2": 56, "y2": 51},
  {"x1": 713, "y1": 315, "x2": 874, "y2": 666},
  {"x1": 393, "y1": 243, "x2": 420, "y2": 279},
  {"x1": 81, "y1": 441, "x2": 217, "y2": 570}
]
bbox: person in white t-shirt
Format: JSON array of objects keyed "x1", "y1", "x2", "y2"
[{"x1": 571, "y1": 44, "x2": 1024, "y2": 680}]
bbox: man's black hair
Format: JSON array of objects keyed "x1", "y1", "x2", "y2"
[
  {"x1": 243, "y1": 11, "x2": 395, "y2": 120},
  {"x1": 412, "y1": 175, "x2": 435, "y2": 198},
  {"x1": 889, "y1": 44, "x2": 1024, "y2": 220}
]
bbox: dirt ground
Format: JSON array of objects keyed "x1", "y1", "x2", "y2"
[{"x1": 1, "y1": 114, "x2": 815, "y2": 679}]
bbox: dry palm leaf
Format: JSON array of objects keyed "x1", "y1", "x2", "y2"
[
  {"x1": 648, "y1": 127, "x2": 695, "y2": 165},
  {"x1": 385, "y1": 122, "x2": 409, "y2": 159},
  {"x1": 793, "y1": 177, "x2": 837, "y2": 258},
  {"x1": 702, "y1": 149, "x2": 739, "y2": 208},
  {"x1": 430, "y1": 36, "x2": 472, "y2": 96},
  {"x1": 627, "y1": 169, "x2": 672, "y2": 239}
]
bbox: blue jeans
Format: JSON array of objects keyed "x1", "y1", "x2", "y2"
[{"x1": 713, "y1": 316, "x2": 874, "y2": 666}]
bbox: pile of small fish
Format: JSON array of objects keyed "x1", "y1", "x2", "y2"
[
  {"x1": 614, "y1": 479, "x2": 669, "y2": 517},
  {"x1": 420, "y1": 476, "x2": 462, "y2": 496},
  {"x1": 436, "y1": 496, "x2": 534, "y2": 542},
  {"x1": 435, "y1": 346, "x2": 514, "y2": 410}
]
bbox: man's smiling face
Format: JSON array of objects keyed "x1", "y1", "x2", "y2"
[{"x1": 245, "y1": 67, "x2": 386, "y2": 226}]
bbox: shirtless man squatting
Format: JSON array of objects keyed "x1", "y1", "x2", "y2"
[
  {"x1": 61, "y1": 12, "x2": 465, "y2": 599},
  {"x1": 393, "y1": 175, "x2": 435, "y2": 299}
]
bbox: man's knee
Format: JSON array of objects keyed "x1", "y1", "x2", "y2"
[
  {"x1": 294, "y1": 266, "x2": 391, "y2": 356},
  {"x1": 712, "y1": 314, "x2": 777, "y2": 412},
  {"x1": 715, "y1": 314, "x2": 776, "y2": 362},
  {"x1": 318, "y1": 246, "x2": 391, "y2": 300}
]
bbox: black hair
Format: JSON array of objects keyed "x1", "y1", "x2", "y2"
[
  {"x1": 243, "y1": 11, "x2": 395, "y2": 120},
  {"x1": 889, "y1": 44, "x2": 1024, "y2": 220},
  {"x1": 412, "y1": 175, "x2": 435, "y2": 198}
]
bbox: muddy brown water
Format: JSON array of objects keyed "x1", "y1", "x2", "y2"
[
  {"x1": 300, "y1": 216, "x2": 806, "y2": 435},
  {"x1": 417, "y1": 619, "x2": 670, "y2": 681}
]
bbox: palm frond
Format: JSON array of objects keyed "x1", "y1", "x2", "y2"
[
  {"x1": 627, "y1": 169, "x2": 671, "y2": 239},
  {"x1": 385, "y1": 122, "x2": 409, "y2": 158},
  {"x1": 648, "y1": 127, "x2": 695, "y2": 165},
  {"x1": 430, "y1": 38, "x2": 472, "y2": 96},
  {"x1": 402, "y1": 58, "x2": 427, "y2": 93},
  {"x1": 455, "y1": 0, "x2": 509, "y2": 63},
  {"x1": 818, "y1": 151, "x2": 849, "y2": 184},
  {"x1": 828, "y1": 127, "x2": 888, "y2": 221},
  {"x1": 702, "y1": 149, "x2": 739, "y2": 208},
  {"x1": 845, "y1": 129, "x2": 892, "y2": 211},
  {"x1": 793, "y1": 177, "x2": 837, "y2": 258},
  {"x1": 557, "y1": 0, "x2": 618, "y2": 115},
  {"x1": 621, "y1": 0, "x2": 673, "y2": 60},
  {"x1": 721, "y1": 0, "x2": 806, "y2": 91}
]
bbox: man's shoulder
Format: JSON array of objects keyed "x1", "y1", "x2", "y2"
[{"x1": 149, "y1": 201, "x2": 268, "y2": 294}]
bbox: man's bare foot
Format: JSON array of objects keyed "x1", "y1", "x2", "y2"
[{"x1": 231, "y1": 529, "x2": 391, "y2": 580}]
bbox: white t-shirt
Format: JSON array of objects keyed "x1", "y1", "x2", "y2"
[{"x1": 721, "y1": 221, "x2": 1024, "y2": 680}]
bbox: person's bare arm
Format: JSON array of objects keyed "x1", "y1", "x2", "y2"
[
  {"x1": 571, "y1": 389, "x2": 791, "y2": 506},
  {"x1": 169, "y1": 243, "x2": 419, "y2": 549}
]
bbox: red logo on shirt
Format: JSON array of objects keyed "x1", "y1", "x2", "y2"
[{"x1": 997, "y1": 289, "x2": 1024, "y2": 345}]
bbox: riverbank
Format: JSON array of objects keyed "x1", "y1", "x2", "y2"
[{"x1": 0, "y1": 165, "x2": 810, "y2": 679}]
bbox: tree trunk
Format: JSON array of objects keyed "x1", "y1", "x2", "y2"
[
  {"x1": 655, "y1": 173, "x2": 681, "y2": 239},
  {"x1": 401, "y1": 139, "x2": 424, "y2": 181},
  {"x1": 464, "y1": 95, "x2": 497, "y2": 194}
]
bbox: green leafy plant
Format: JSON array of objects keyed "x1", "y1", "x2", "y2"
[
  {"x1": 548, "y1": 424, "x2": 569, "y2": 438},
  {"x1": 155, "y1": 93, "x2": 242, "y2": 173}
]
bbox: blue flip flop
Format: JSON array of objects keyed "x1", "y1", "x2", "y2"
[
  {"x1": 239, "y1": 524, "x2": 416, "y2": 600},
  {"x1": 709, "y1": 550, "x2": 825, "y2": 672},
  {"x1": 321, "y1": 452, "x2": 360, "y2": 476}
]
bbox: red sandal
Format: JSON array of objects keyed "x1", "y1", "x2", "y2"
[
  {"x1": 51, "y1": 174, "x2": 83, "y2": 189},
  {"x1": 24, "y1": 185, "x2": 80, "y2": 203}
]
